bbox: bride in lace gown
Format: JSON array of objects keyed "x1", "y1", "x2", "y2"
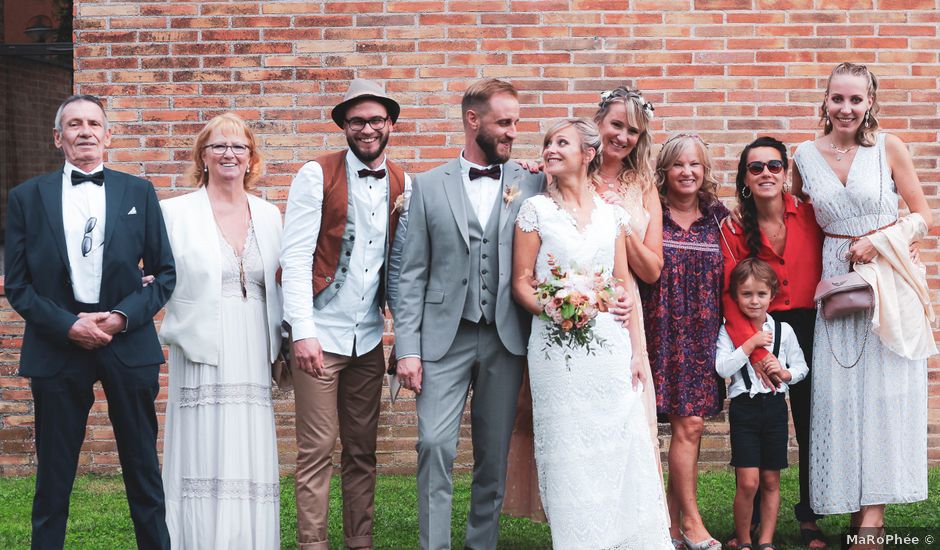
[{"x1": 512, "y1": 118, "x2": 671, "y2": 549}]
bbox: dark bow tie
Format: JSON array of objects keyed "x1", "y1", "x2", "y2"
[
  {"x1": 468, "y1": 165, "x2": 501, "y2": 181},
  {"x1": 71, "y1": 170, "x2": 105, "y2": 186},
  {"x1": 357, "y1": 168, "x2": 386, "y2": 179}
]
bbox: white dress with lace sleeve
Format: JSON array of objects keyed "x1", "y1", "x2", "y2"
[{"x1": 515, "y1": 193, "x2": 671, "y2": 549}]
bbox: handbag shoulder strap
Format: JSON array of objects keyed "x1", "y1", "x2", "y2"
[{"x1": 714, "y1": 214, "x2": 737, "y2": 263}]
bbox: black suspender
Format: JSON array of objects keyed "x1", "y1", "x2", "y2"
[{"x1": 741, "y1": 320, "x2": 782, "y2": 391}]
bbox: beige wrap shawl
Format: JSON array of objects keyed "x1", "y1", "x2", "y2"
[{"x1": 853, "y1": 213, "x2": 937, "y2": 360}]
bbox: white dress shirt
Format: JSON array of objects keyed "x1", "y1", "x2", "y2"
[
  {"x1": 459, "y1": 152, "x2": 503, "y2": 230},
  {"x1": 715, "y1": 314, "x2": 809, "y2": 399},
  {"x1": 281, "y1": 150, "x2": 411, "y2": 356},
  {"x1": 62, "y1": 161, "x2": 107, "y2": 304}
]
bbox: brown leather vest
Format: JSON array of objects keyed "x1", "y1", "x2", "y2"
[{"x1": 311, "y1": 150, "x2": 406, "y2": 304}]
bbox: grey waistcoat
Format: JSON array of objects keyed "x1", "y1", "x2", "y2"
[{"x1": 461, "y1": 193, "x2": 501, "y2": 324}]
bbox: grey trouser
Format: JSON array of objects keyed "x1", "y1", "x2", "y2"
[{"x1": 416, "y1": 320, "x2": 525, "y2": 550}]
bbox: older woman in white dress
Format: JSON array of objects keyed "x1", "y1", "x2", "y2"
[{"x1": 159, "y1": 113, "x2": 283, "y2": 549}]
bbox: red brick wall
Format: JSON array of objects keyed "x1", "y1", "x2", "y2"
[{"x1": 1, "y1": 0, "x2": 939, "y2": 475}]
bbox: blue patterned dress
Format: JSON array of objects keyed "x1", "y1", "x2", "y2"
[{"x1": 640, "y1": 200, "x2": 729, "y2": 418}]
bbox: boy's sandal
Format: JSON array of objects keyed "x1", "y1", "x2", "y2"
[
  {"x1": 799, "y1": 527, "x2": 829, "y2": 549},
  {"x1": 724, "y1": 523, "x2": 759, "y2": 550}
]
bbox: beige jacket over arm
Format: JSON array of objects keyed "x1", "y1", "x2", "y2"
[{"x1": 854, "y1": 213, "x2": 937, "y2": 360}]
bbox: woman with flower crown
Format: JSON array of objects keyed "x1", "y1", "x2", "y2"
[
  {"x1": 590, "y1": 87, "x2": 664, "y2": 470},
  {"x1": 512, "y1": 117, "x2": 671, "y2": 549}
]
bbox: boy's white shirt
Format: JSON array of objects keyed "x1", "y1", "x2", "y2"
[{"x1": 716, "y1": 313, "x2": 809, "y2": 399}]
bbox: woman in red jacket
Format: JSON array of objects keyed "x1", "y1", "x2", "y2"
[{"x1": 719, "y1": 136, "x2": 828, "y2": 549}]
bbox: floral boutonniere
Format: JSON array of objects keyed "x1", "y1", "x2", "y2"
[
  {"x1": 503, "y1": 185, "x2": 520, "y2": 206},
  {"x1": 393, "y1": 194, "x2": 406, "y2": 213}
]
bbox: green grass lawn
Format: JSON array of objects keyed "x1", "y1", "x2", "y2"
[{"x1": 0, "y1": 468, "x2": 937, "y2": 549}]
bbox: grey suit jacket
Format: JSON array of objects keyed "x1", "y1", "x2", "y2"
[{"x1": 390, "y1": 159, "x2": 544, "y2": 362}]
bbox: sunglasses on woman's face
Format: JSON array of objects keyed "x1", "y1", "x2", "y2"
[{"x1": 746, "y1": 160, "x2": 785, "y2": 175}]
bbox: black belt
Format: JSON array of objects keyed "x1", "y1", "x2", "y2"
[{"x1": 74, "y1": 302, "x2": 101, "y2": 314}]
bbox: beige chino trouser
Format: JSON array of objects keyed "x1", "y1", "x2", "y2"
[{"x1": 293, "y1": 344, "x2": 386, "y2": 550}]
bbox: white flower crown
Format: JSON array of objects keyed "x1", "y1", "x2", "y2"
[{"x1": 600, "y1": 90, "x2": 655, "y2": 120}]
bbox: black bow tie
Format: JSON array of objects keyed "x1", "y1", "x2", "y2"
[
  {"x1": 357, "y1": 168, "x2": 387, "y2": 179},
  {"x1": 71, "y1": 170, "x2": 105, "y2": 186},
  {"x1": 468, "y1": 165, "x2": 501, "y2": 181}
]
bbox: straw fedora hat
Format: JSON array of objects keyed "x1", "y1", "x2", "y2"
[{"x1": 330, "y1": 79, "x2": 401, "y2": 129}]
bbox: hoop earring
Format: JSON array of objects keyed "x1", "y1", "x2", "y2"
[
  {"x1": 741, "y1": 186, "x2": 752, "y2": 199},
  {"x1": 864, "y1": 110, "x2": 871, "y2": 128}
]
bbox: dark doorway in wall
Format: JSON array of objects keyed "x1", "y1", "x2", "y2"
[{"x1": 0, "y1": 0, "x2": 73, "y2": 264}]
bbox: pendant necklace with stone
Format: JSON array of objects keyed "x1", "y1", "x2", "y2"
[{"x1": 829, "y1": 141, "x2": 856, "y2": 162}]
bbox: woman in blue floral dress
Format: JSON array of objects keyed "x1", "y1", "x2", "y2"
[{"x1": 639, "y1": 134, "x2": 727, "y2": 550}]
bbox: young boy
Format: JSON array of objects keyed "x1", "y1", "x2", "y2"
[{"x1": 716, "y1": 258, "x2": 808, "y2": 550}]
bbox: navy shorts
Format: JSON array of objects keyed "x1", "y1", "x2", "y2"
[{"x1": 729, "y1": 392, "x2": 789, "y2": 470}]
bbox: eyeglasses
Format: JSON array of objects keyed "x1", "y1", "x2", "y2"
[
  {"x1": 345, "y1": 117, "x2": 388, "y2": 131},
  {"x1": 204, "y1": 143, "x2": 250, "y2": 156},
  {"x1": 746, "y1": 160, "x2": 785, "y2": 175},
  {"x1": 81, "y1": 217, "x2": 97, "y2": 257}
]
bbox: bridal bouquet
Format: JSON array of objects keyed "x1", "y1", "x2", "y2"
[{"x1": 535, "y1": 254, "x2": 620, "y2": 362}]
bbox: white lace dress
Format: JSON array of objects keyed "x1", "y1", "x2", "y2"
[
  {"x1": 794, "y1": 134, "x2": 928, "y2": 514},
  {"x1": 162, "y1": 222, "x2": 280, "y2": 549},
  {"x1": 516, "y1": 194, "x2": 672, "y2": 550}
]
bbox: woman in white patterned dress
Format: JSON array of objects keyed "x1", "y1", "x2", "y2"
[
  {"x1": 512, "y1": 118, "x2": 671, "y2": 549},
  {"x1": 791, "y1": 63, "x2": 933, "y2": 533},
  {"x1": 159, "y1": 113, "x2": 283, "y2": 549}
]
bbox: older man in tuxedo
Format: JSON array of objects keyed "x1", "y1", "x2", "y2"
[{"x1": 4, "y1": 94, "x2": 175, "y2": 549}]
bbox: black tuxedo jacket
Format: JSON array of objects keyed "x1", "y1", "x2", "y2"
[{"x1": 4, "y1": 167, "x2": 176, "y2": 377}]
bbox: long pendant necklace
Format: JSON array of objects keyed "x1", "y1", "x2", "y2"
[{"x1": 214, "y1": 203, "x2": 251, "y2": 300}]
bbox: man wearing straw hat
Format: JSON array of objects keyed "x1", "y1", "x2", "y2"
[{"x1": 280, "y1": 78, "x2": 410, "y2": 550}]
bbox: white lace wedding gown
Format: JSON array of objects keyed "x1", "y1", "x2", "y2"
[{"x1": 516, "y1": 194, "x2": 672, "y2": 550}]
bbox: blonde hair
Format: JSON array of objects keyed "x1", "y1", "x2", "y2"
[
  {"x1": 542, "y1": 117, "x2": 603, "y2": 202},
  {"x1": 820, "y1": 62, "x2": 880, "y2": 147},
  {"x1": 591, "y1": 87, "x2": 654, "y2": 194},
  {"x1": 461, "y1": 78, "x2": 518, "y2": 123},
  {"x1": 655, "y1": 134, "x2": 720, "y2": 207},
  {"x1": 188, "y1": 113, "x2": 263, "y2": 189}
]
